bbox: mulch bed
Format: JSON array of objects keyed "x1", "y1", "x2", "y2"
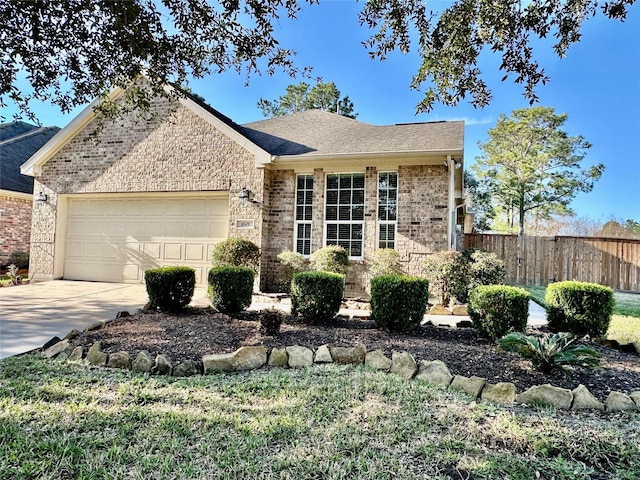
[{"x1": 73, "y1": 308, "x2": 640, "y2": 402}]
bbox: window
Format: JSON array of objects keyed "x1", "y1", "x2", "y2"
[
  {"x1": 378, "y1": 172, "x2": 397, "y2": 249},
  {"x1": 325, "y1": 173, "x2": 365, "y2": 257},
  {"x1": 294, "y1": 174, "x2": 313, "y2": 255}
]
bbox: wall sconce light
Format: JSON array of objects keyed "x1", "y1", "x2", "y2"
[
  {"x1": 35, "y1": 191, "x2": 48, "y2": 203},
  {"x1": 238, "y1": 187, "x2": 262, "y2": 207}
]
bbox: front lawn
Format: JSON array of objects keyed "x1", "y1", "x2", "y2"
[{"x1": 1, "y1": 356, "x2": 638, "y2": 480}]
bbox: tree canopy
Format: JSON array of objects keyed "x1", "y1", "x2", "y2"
[
  {"x1": 471, "y1": 106, "x2": 604, "y2": 236},
  {"x1": 257, "y1": 81, "x2": 357, "y2": 118},
  {"x1": 1, "y1": 0, "x2": 635, "y2": 121}
]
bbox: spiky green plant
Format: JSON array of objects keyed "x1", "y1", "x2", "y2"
[{"x1": 499, "y1": 332, "x2": 601, "y2": 375}]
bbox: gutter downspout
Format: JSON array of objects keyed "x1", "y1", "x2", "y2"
[{"x1": 447, "y1": 155, "x2": 456, "y2": 250}]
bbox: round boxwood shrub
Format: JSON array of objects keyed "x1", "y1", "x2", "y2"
[
  {"x1": 208, "y1": 266, "x2": 255, "y2": 314},
  {"x1": 211, "y1": 237, "x2": 261, "y2": 273},
  {"x1": 290, "y1": 271, "x2": 344, "y2": 323},
  {"x1": 370, "y1": 249, "x2": 402, "y2": 277},
  {"x1": 545, "y1": 281, "x2": 614, "y2": 338},
  {"x1": 468, "y1": 285, "x2": 530, "y2": 340},
  {"x1": 277, "y1": 250, "x2": 310, "y2": 292},
  {"x1": 310, "y1": 245, "x2": 350, "y2": 275},
  {"x1": 370, "y1": 275, "x2": 429, "y2": 331},
  {"x1": 144, "y1": 266, "x2": 196, "y2": 312}
]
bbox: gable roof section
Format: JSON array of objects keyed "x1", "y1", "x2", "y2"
[
  {"x1": 241, "y1": 110, "x2": 464, "y2": 159},
  {"x1": 21, "y1": 86, "x2": 273, "y2": 177},
  {"x1": 1, "y1": 122, "x2": 60, "y2": 193}
]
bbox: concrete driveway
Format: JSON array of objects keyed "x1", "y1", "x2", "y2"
[{"x1": 0, "y1": 280, "x2": 209, "y2": 359}]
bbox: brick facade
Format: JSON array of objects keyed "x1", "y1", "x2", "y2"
[
  {"x1": 27, "y1": 94, "x2": 457, "y2": 295},
  {"x1": 0, "y1": 194, "x2": 32, "y2": 265},
  {"x1": 260, "y1": 164, "x2": 450, "y2": 297},
  {"x1": 30, "y1": 97, "x2": 264, "y2": 283}
]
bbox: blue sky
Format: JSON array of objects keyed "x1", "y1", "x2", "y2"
[{"x1": 7, "y1": 1, "x2": 639, "y2": 221}]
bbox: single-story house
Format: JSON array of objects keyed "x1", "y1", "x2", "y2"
[
  {"x1": 21, "y1": 87, "x2": 465, "y2": 296},
  {"x1": 1, "y1": 122, "x2": 60, "y2": 266}
]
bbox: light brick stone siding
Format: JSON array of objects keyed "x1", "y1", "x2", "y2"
[
  {"x1": 262, "y1": 164, "x2": 450, "y2": 297},
  {"x1": 30, "y1": 97, "x2": 264, "y2": 283},
  {"x1": 0, "y1": 195, "x2": 32, "y2": 265}
]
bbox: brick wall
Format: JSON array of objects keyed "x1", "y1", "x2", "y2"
[
  {"x1": 30, "y1": 97, "x2": 264, "y2": 282},
  {"x1": 261, "y1": 164, "x2": 450, "y2": 297},
  {"x1": 0, "y1": 194, "x2": 32, "y2": 265}
]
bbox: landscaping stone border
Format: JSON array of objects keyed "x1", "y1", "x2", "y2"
[{"x1": 41, "y1": 316, "x2": 640, "y2": 415}]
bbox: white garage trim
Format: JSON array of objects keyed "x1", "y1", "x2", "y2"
[{"x1": 58, "y1": 192, "x2": 229, "y2": 285}]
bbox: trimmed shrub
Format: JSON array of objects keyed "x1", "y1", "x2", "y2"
[
  {"x1": 468, "y1": 285, "x2": 530, "y2": 340},
  {"x1": 208, "y1": 266, "x2": 254, "y2": 314},
  {"x1": 370, "y1": 249, "x2": 402, "y2": 277},
  {"x1": 467, "y1": 250, "x2": 506, "y2": 292},
  {"x1": 211, "y1": 237, "x2": 261, "y2": 273},
  {"x1": 370, "y1": 275, "x2": 429, "y2": 332},
  {"x1": 277, "y1": 250, "x2": 310, "y2": 292},
  {"x1": 259, "y1": 308, "x2": 284, "y2": 336},
  {"x1": 290, "y1": 271, "x2": 344, "y2": 323},
  {"x1": 310, "y1": 245, "x2": 350, "y2": 275},
  {"x1": 422, "y1": 250, "x2": 469, "y2": 305},
  {"x1": 144, "y1": 266, "x2": 196, "y2": 312},
  {"x1": 7, "y1": 250, "x2": 29, "y2": 270},
  {"x1": 545, "y1": 281, "x2": 614, "y2": 338}
]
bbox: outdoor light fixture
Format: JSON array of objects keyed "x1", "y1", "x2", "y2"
[
  {"x1": 35, "y1": 191, "x2": 48, "y2": 203},
  {"x1": 239, "y1": 187, "x2": 263, "y2": 207}
]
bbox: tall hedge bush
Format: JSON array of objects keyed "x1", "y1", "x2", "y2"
[
  {"x1": 467, "y1": 250, "x2": 506, "y2": 292},
  {"x1": 545, "y1": 281, "x2": 614, "y2": 338},
  {"x1": 290, "y1": 271, "x2": 344, "y2": 323},
  {"x1": 144, "y1": 266, "x2": 196, "y2": 312},
  {"x1": 310, "y1": 245, "x2": 350, "y2": 275},
  {"x1": 370, "y1": 275, "x2": 429, "y2": 331},
  {"x1": 208, "y1": 266, "x2": 255, "y2": 314},
  {"x1": 468, "y1": 285, "x2": 530, "y2": 340},
  {"x1": 422, "y1": 250, "x2": 469, "y2": 305},
  {"x1": 277, "y1": 250, "x2": 310, "y2": 292},
  {"x1": 211, "y1": 237, "x2": 261, "y2": 273},
  {"x1": 370, "y1": 249, "x2": 402, "y2": 277}
]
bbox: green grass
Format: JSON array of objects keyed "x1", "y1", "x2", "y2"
[
  {"x1": 519, "y1": 285, "x2": 640, "y2": 344},
  {"x1": 1, "y1": 356, "x2": 638, "y2": 480}
]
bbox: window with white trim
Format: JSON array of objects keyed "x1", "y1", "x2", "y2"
[
  {"x1": 294, "y1": 174, "x2": 313, "y2": 255},
  {"x1": 378, "y1": 172, "x2": 397, "y2": 249},
  {"x1": 325, "y1": 173, "x2": 365, "y2": 257}
]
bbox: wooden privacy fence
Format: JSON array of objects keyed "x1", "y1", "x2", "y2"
[{"x1": 464, "y1": 234, "x2": 640, "y2": 292}]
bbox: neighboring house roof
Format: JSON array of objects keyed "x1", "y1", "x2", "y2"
[
  {"x1": 0, "y1": 122, "x2": 60, "y2": 193},
  {"x1": 241, "y1": 110, "x2": 464, "y2": 158}
]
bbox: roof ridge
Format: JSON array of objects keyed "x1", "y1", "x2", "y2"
[{"x1": 0, "y1": 126, "x2": 50, "y2": 147}]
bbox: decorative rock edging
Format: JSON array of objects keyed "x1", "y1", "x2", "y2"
[{"x1": 40, "y1": 335, "x2": 640, "y2": 415}]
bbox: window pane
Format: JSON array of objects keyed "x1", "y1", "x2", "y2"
[
  {"x1": 339, "y1": 190, "x2": 351, "y2": 205},
  {"x1": 326, "y1": 190, "x2": 338, "y2": 205},
  {"x1": 327, "y1": 223, "x2": 338, "y2": 240},
  {"x1": 352, "y1": 205, "x2": 364, "y2": 221},
  {"x1": 352, "y1": 224, "x2": 363, "y2": 239},
  {"x1": 352, "y1": 189, "x2": 364, "y2": 205},
  {"x1": 306, "y1": 176, "x2": 313, "y2": 190},
  {"x1": 353, "y1": 174, "x2": 365, "y2": 188},
  {"x1": 296, "y1": 206, "x2": 304, "y2": 220},
  {"x1": 297, "y1": 176, "x2": 305, "y2": 190},
  {"x1": 339, "y1": 206, "x2": 351, "y2": 221},
  {"x1": 326, "y1": 206, "x2": 337, "y2": 221},
  {"x1": 389, "y1": 172, "x2": 397, "y2": 188},
  {"x1": 351, "y1": 242, "x2": 362, "y2": 257},
  {"x1": 326, "y1": 175, "x2": 338, "y2": 189},
  {"x1": 304, "y1": 206, "x2": 312, "y2": 221},
  {"x1": 339, "y1": 175, "x2": 352, "y2": 189}
]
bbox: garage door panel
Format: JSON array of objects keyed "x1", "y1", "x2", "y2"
[
  {"x1": 65, "y1": 195, "x2": 228, "y2": 285},
  {"x1": 186, "y1": 244, "x2": 205, "y2": 261}
]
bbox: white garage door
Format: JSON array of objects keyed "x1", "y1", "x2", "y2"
[{"x1": 64, "y1": 195, "x2": 228, "y2": 285}]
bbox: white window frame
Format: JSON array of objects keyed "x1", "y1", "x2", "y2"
[
  {"x1": 377, "y1": 171, "x2": 398, "y2": 250},
  {"x1": 323, "y1": 172, "x2": 365, "y2": 259},
  {"x1": 294, "y1": 174, "x2": 313, "y2": 256}
]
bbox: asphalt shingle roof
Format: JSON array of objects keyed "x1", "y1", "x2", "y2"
[
  {"x1": 0, "y1": 122, "x2": 60, "y2": 193},
  {"x1": 240, "y1": 109, "x2": 464, "y2": 157}
]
